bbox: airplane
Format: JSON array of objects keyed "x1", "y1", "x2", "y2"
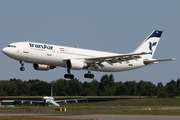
[
  {"x1": 2, "y1": 30, "x2": 175, "y2": 79},
  {"x1": 12, "y1": 85, "x2": 78, "y2": 106}
]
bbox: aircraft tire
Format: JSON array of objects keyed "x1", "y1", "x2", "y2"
[
  {"x1": 20, "y1": 67, "x2": 25, "y2": 71},
  {"x1": 84, "y1": 74, "x2": 94, "y2": 79},
  {"x1": 64, "y1": 74, "x2": 74, "y2": 79},
  {"x1": 90, "y1": 74, "x2": 94, "y2": 79},
  {"x1": 70, "y1": 74, "x2": 74, "y2": 79},
  {"x1": 84, "y1": 74, "x2": 90, "y2": 78}
]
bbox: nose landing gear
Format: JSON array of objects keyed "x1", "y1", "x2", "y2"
[{"x1": 20, "y1": 61, "x2": 25, "y2": 71}]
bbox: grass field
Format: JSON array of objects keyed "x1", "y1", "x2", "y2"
[
  {"x1": 0, "y1": 117, "x2": 94, "y2": 120},
  {"x1": 0, "y1": 98, "x2": 180, "y2": 116},
  {"x1": 67, "y1": 98, "x2": 180, "y2": 107}
]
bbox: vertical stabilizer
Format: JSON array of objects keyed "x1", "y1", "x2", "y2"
[
  {"x1": 133, "y1": 30, "x2": 162, "y2": 59},
  {"x1": 51, "y1": 85, "x2": 53, "y2": 97}
]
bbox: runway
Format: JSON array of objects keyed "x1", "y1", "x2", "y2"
[
  {"x1": 0, "y1": 114, "x2": 180, "y2": 120},
  {"x1": 1, "y1": 107, "x2": 180, "y2": 111}
]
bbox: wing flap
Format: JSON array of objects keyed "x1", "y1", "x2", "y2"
[
  {"x1": 85, "y1": 52, "x2": 148, "y2": 62},
  {"x1": 84, "y1": 52, "x2": 149, "y2": 67}
]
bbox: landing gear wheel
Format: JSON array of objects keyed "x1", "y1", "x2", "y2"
[
  {"x1": 84, "y1": 74, "x2": 90, "y2": 78},
  {"x1": 84, "y1": 74, "x2": 94, "y2": 79},
  {"x1": 64, "y1": 74, "x2": 74, "y2": 79},
  {"x1": 20, "y1": 67, "x2": 25, "y2": 71},
  {"x1": 90, "y1": 74, "x2": 94, "y2": 79}
]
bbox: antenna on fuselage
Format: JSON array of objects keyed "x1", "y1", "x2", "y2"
[{"x1": 51, "y1": 85, "x2": 53, "y2": 97}]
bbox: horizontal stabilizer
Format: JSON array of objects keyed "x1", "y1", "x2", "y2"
[{"x1": 144, "y1": 58, "x2": 176, "y2": 65}]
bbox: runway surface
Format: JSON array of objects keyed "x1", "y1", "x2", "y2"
[
  {"x1": 1, "y1": 107, "x2": 180, "y2": 111},
  {"x1": 0, "y1": 114, "x2": 180, "y2": 120}
]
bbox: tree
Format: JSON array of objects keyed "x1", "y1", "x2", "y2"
[
  {"x1": 115, "y1": 82, "x2": 128, "y2": 95},
  {"x1": 30, "y1": 81, "x2": 50, "y2": 96},
  {"x1": 137, "y1": 81, "x2": 155, "y2": 96},
  {"x1": 99, "y1": 74, "x2": 115, "y2": 93},
  {"x1": 157, "y1": 91, "x2": 169, "y2": 98},
  {"x1": 124, "y1": 81, "x2": 138, "y2": 95},
  {"x1": 90, "y1": 79, "x2": 99, "y2": 95},
  {"x1": 83, "y1": 88, "x2": 94, "y2": 96},
  {"x1": 100, "y1": 74, "x2": 114, "y2": 86},
  {"x1": 51, "y1": 79, "x2": 67, "y2": 96},
  {"x1": 145, "y1": 82, "x2": 156, "y2": 96},
  {"x1": 176, "y1": 79, "x2": 180, "y2": 96},
  {"x1": 138, "y1": 80, "x2": 145, "y2": 96},
  {"x1": 66, "y1": 78, "x2": 83, "y2": 96},
  {"x1": 63, "y1": 85, "x2": 72, "y2": 96},
  {"x1": 157, "y1": 82, "x2": 165, "y2": 91},
  {"x1": 166, "y1": 83, "x2": 176, "y2": 97}
]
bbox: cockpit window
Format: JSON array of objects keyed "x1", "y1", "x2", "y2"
[{"x1": 7, "y1": 45, "x2": 16, "y2": 48}]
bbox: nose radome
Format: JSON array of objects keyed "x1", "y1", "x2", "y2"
[
  {"x1": 2, "y1": 47, "x2": 9, "y2": 55},
  {"x1": 2, "y1": 48, "x2": 6, "y2": 53}
]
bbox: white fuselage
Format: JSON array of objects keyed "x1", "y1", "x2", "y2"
[
  {"x1": 42, "y1": 96, "x2": 60, "y2": 106},
  {"x1": 3, "y1": 31, "x2": 174, "y2": 79},
  {"x1": 2, "y1": 42, "x2": 145, "y2": 72},
  {"x1": 43, "y1": 96, "x2": 54, "y2": 103}
]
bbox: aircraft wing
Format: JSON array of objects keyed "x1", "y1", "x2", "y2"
[
  {"x1": 83, "y1": 52, "x2": 149, "y2": 69},
  {"x1": 15, "y1": 100, "x2": 43, "y2": 103},
  {"x1": 49, "y1": 101, "x2": 60, "y2": 106},
  {"x1": 144, "y1": 58, "x2": 176, "y2": 65},
  {"x1": 0, "y1": 100, "x2": 15, "y2": 102},
  {"x1": 54, "y1": 99, "x2": 78, "y2": 103}
]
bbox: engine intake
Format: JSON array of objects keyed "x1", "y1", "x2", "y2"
[
  {"x1": 33, "y1": 64, "x2": 56, "y2": 71},
  {"x1": 66, "y1": 59, "x2": 87, "y2": 70}
]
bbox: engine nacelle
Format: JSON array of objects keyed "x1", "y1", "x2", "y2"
[
  {"x1": 33, "y1": 64, "x2": 56, "y2": 71},
  {"x1": 66, "y1": 59, "x2": 87, "y2": 70}
]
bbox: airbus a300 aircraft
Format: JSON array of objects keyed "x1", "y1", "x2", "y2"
[{"x1": 2, "y1": 30, "x2": 175, "y2": 79}]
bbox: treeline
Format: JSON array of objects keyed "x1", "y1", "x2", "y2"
[{"x1": 0, "y1": 74, "x2": 180, "y2": 98}]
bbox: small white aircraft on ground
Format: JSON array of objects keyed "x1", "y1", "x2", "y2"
[
  {"x1": 2, "y1": 30, "x2": 175, "y2": 79},
  {"x1": 14, "y1": 86, "x2": 78, "y2": 106}
]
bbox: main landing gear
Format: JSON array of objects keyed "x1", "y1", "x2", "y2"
[
  {"x1": 84, "y1": 74, "x2": 94, "y2": 78},
  {"x1": 84, "y1": 66, "x2": 94, "y2": 79},
  {"x1": 64, "y1": 66, "x2": 94, "y2": 79},
  {"x1": 20, "y1": 61, "x2": 25, "y2": 71},
  {"x1": 64, "y1": 68, "x2": 74, "y2": 79}
]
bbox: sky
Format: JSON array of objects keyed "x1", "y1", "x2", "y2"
[{"x1": 0, "y1": 0, "x2": 180, "y2": 85}]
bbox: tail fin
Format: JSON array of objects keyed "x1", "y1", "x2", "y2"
[
  {"x1": 51, "y1": 85, "x2": 53, "y2": 97},
  {"x1": 133, "y1": 30, "x2": 163, "y2": 59}
]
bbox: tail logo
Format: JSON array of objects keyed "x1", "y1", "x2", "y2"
[
  {"x1": 149, "y1": 42, "x2": 157, "y2": 55},
  {"x1": 149, "y1": 42, "x2": 157, "y2": 51}
]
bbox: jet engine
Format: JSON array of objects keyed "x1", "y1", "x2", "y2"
[
  {"x1": 33, "y1": 64, "x2": 56, "y2": 71},
  {"x1": 66, "y1": 59, "x2": 88, "y2": 70}
]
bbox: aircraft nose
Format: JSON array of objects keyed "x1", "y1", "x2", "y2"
[
  {"x1": 2, "y1": 47, "x2": 9, "y2": 55},
  {"x1": 2, "y1": 47, "x2": 6, "y2": 54}
]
